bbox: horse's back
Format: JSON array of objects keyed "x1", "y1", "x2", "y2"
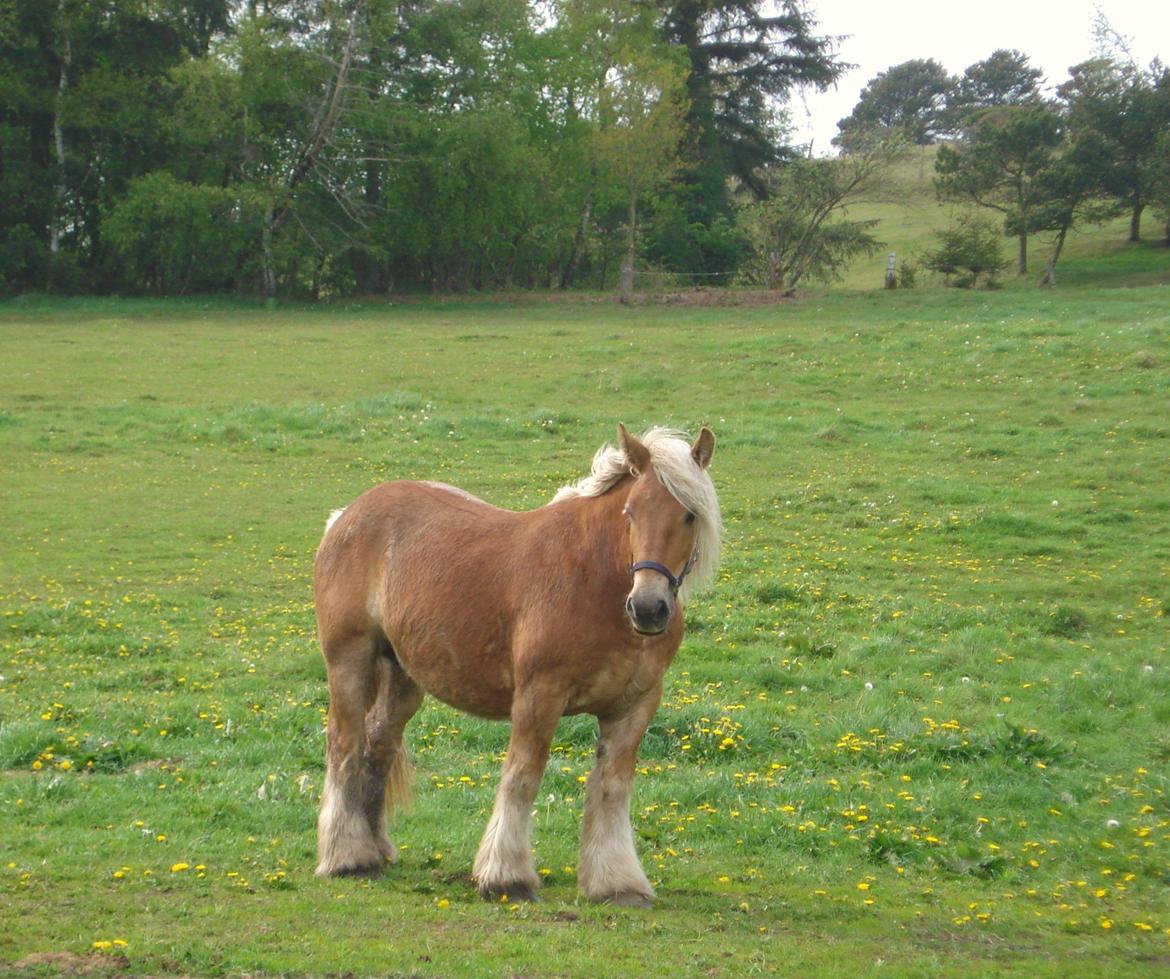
[{"x1": 316, "y1": 479, "x2": 512, "y2": 603}]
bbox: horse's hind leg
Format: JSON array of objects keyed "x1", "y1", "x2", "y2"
[
  {"x1": 578, "y1": 682, "x2": 663, "y2": 907},
  {"x1": 317, "y1": 633, "x2": 419, "y2": 878},
  {"x1": 363, "y1": 650, "x2": 423, "y2": 863}
]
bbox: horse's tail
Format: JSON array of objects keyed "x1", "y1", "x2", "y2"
[
  {"x1": 324, "y1": 507, "x2": 346, "y2": 534},
  {"x1": 386, "y1": 740, "x2": 413, "y2": 816}
]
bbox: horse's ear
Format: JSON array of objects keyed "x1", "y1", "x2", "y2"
[
  {"x1": 618, "y1": 423, "x2": 651, "y2": 476},
  {"x1": 691, "y1": 427, "x2": 715, "y2": 470}
]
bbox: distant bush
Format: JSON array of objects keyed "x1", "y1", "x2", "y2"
[
  {"x1": 103, "y1": 172, "x2": 265, "y2": 295},
  {"x1": 893, "y1": 254, "x2": 920, "y2": 288},
  {"x1": 0, "y1": 225, "x2": 45, "y2": 296},
  {"x1": 924, "y1": 214, "x2": 1006, "y2": 287}
]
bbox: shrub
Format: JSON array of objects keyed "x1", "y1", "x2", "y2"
[
  {"x1": 924, "y1": 214, "x2": 1006, "y2": 287},
  {"x1": 103, "y1": 172, "x2": 265, "y2": 295}
]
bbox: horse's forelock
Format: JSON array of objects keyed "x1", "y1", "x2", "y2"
[
  {"x1": 641, "y1": 430, "x2": 722, "y2": 601},
  {"x1": 552, "y1": 428, "x2": 722, "y2": 600}
]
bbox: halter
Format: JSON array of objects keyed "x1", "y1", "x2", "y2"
[{"x1": 629, "y1": 550, "x2": 698, "y2": 597}]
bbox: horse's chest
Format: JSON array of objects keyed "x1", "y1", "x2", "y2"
[{"x1": 567, "y1": 645, "x2": 671, "y2": 714}]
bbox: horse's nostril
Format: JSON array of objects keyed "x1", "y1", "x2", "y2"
[{"x1": 656, "y1": 599, "x2": 669, "y2": 618}]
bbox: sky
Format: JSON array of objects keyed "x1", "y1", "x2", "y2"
[{"x1": 789, "y1": 0, "x2": 1170, "y2": 152}]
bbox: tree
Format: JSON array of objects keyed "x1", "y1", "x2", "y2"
[
  {"x1": 836, "y1": 59, "x2": 954, "y2": 146},
  {"x1": 592, "y1": 45, "x2": 689, "y2": 302},
  {"x1": 1029, "y1": 145, "x2": 1113, "y2": 287},
  {"x1": 943, "y1": 49, "x2": 1044, "y2": 133},
  {"x1": 1058, "y1": 56, "x2": 1170, "y2": 242},
  {"x1": 658, "y1": 0, "x2": 844, "y2": 271},
  {"x1": 935, "y1": 101, "x2": 1065, "y2": 274},
  {"x1": 1152, "y1": 128, "x2": 1170, "y2": 243},
  {"x1": 737, "y1": 133, "x2": 901, "y2": 292},
  {"x1": 0, "y1": 0, "x2": 231, "y2": 293}
]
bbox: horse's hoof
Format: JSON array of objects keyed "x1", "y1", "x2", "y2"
[
  {"x1": 605, "y1": 891, "x2": 653, "y2": 909},
  {"x1": 319, "y1": 860, "x2": 384, "y2": 879},
  {"x1": 478, "y1": 880, "x2": 539, "y2": 903}
]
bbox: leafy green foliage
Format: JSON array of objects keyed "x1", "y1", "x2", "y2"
[
  {"x1": 836, "y1": 59, "x2": 954, "y2": 146},
  {"x1": 923, "y1": 213, "x2": 1006, "y2": 286},
  {"x1": 1058, "y1": 56, "x2": 1170, "y2": 242},
  {"x1": 736, "y1": 141, "x2": 903, "y2": 290},
  {"x1": 943, "y1": 49, "x2": 1044, "y2": 131},
  {"x1": 935, "y1": 102, "x2": 1065, "y2": 274},
  {"x1": 104, "y1": 173, "x2": 265, "y2": 294}
]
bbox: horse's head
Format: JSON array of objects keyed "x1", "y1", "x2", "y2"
[{"x1": 619, "y1": 423, "x2": 715, "y2": 636}]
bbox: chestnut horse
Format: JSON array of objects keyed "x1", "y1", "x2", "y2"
[{"x1": 313, "y1": 425, "x2": 720, "y2": 906}]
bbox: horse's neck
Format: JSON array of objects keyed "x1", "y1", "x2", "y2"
[{"x1": 556, "y1": 480, "x2": 632, "y2": 571}]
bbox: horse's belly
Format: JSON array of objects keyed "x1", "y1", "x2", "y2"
[{"x1": 387, "y1": 625, "x2": 516, "y2": 720}]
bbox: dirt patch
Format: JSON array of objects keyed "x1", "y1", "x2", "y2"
[
  {"x1": 367, "y1": 288, "x2": 803, "y2": 308},
  {"x1": 10, "y1": 951, "x2": 128, "y2": 976},
  {"x1": 626, "y1": 287, "x2": 800, "y2": 307}
]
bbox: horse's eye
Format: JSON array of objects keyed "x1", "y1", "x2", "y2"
[{"x1": 685, "y1": 511, "x2": 696, "y2": 525}]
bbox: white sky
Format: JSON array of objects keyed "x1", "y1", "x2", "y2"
[{"x1": 789, "y1": 0, "x2": 1170, "y2": 152}]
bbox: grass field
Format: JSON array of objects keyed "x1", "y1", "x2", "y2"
[{"x1": 2, "y1": 256, "x2": 1169, "y2": 976}]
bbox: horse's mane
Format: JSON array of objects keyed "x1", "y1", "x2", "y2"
[{"x1": 552, "y1": 428, "x2": 722, "y2": 602}]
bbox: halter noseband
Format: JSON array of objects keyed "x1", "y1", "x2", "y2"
[{"x1": 629, "y1": 551, "x2": 698, "y2": 597}]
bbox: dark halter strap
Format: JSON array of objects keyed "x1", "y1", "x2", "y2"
[{"x1": 629, "y1": 551, "x2": 698, "y2": 596}]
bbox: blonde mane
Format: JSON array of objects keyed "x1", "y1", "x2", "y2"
[{"x1": 553, "y1": 428, "x2": 722, "y2": 602}]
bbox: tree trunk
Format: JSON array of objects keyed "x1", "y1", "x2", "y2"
[
  {"x1": 48, "y1": 0, "x2": 72, "y2": 291},
  {"x1": 560, "y1": 181, "x2": 594, "y2": 289},
  {"x1": 618, "y1": 186, "x2": 637, "y2": 304},
  {"x1": 1017, "y1": 233, "x2": 1027, "y2": 276},
  {"x1": 262, "y1": 0, "x2": 367, "y2": 293},
  {"x1": 1039, "y1": 224, "x2": 1068, "y2": 288},
  {"x1": 1129, "y1": 201, "x2": 1143, "y2": 242},
  {"x1": 261, "y1": 205, "x2": 277, "y2": 298}
]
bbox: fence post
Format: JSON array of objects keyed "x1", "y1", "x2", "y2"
[{"x1": 885, "y1": 252, "x2": 897, "y2": 289}]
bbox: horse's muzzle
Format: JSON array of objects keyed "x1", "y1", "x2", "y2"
[{"x1": 625, "y1": 591, "x2": 672, "y2": 635}]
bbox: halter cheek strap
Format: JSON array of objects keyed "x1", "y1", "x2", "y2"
[{"x1": 629, "y1": 551, "x2": 698, "y2": 597}]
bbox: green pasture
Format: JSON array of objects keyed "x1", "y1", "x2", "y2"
[{"x1": 1, "y1": 273, "x2": 1169, "y2": 975}]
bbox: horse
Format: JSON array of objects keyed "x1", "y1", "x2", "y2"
[{"x1": 313, "y1": 424, "x2": 721, "y2": 907}]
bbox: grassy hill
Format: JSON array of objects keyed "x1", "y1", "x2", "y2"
[{"x1": 833, "y1": 145, "x2": 1170, "y2": 291}]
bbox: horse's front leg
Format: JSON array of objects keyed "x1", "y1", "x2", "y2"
[
  {"x1": 472, "y1": 681, "x2": 565, "y2": 902},
  {"x1": 579, "y1": 680, "x2": 663, "y2": 907}
]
